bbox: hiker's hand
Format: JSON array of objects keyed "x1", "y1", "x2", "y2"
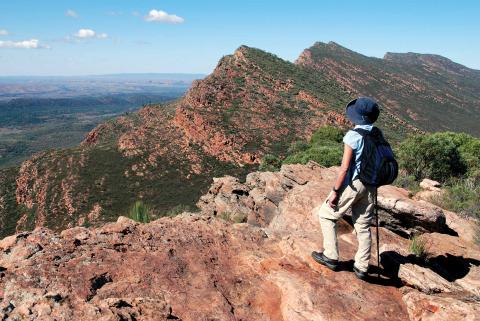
[{"x1": 328, "y1": 192, "x2": 338, "y2": 208}]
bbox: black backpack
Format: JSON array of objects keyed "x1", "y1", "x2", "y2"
[{"x1": 353, "y1": 127, "x2": 398, "y2": 187}]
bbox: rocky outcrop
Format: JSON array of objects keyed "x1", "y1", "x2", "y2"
[
  {"x1": 199, "y1": 164, "x2": 453, "y2": 237},
  {"x1": 1, "y1": 164, "x2": 478, "y2": 321},
  {"x1": 377, "y1": 185, "x2": 448, "y2": 236}
]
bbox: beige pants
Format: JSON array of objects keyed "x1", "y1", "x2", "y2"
[{"x1": 318, "y1": 179, "x2": 376, "y2": 272}]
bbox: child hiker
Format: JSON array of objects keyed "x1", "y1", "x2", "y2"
[{"x1": 312, "y1": 97, "x2": 397, "y2": 280}]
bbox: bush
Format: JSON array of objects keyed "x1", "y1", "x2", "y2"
[
  {"x1": 128, "y1": 201, "x2": 151, "y2": 223},
  {"x1": 283, "y1": 145, "x2": 342, "y2": 167},
  {"x1": 310, "y1": 126, "x2": 344, "y2": 145},
  {"x1": 397, "y1": 132, "x2": 470, "y2": 182},
  {"x1": 282, "y1": 126, "x2": 344, "y2": 167},
  {"x1": 287, "y1": 141, "x2": 310, "y2": 154},
  {"x1": 259, "y1": 154, "x2": 282, "y2": 172},
  {"x1": 397, "y1": 132, "x2": 480, "y2": 234}
]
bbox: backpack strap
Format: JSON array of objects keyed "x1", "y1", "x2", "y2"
[
  {"x1": 352, "y1": 128, "x2": 369, "y2": 137},
  {"x1": 353, "y1": 127, "x2": 381, "y2": 138}
]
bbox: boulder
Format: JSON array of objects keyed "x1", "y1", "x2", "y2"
[{"x1": 378, "y1": 185, "x2": 448, "y2": 236}]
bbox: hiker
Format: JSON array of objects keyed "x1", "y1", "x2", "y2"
[{"x1": 311, "y1": 97, "x2": 397, "y2": 280}]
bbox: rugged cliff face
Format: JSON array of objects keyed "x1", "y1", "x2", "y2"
[
  {"x1": 1, "y1": 163, "x2": 478, "y2": 321},
  {"x1": 296, "y1": 42, "x2": 480, "y2": 137}
]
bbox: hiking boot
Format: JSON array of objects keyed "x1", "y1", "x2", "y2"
[
  {"x1": 311, "y1": 251, "x2": 338, "y2": 271},
  {"x1": 353, "y1": 265, "x2": 368, "y2": 281}
]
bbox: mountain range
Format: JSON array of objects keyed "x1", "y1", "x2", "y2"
[{"x1": 0, "y1": 41, "x2": 479, "y2": 237}]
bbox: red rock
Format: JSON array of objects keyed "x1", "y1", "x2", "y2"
[{"x1": 1, "y1": 164, "x2": 479, "y2": 320}]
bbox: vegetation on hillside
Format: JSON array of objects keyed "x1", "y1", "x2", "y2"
[
  {"x1": 301, "y1": 42, "x2": 480, "y2": 138},
  {"x1": 259, "y1": 126, "x2": 344, "y2": 171}
]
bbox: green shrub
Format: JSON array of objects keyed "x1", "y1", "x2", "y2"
[
  {"x1": 283, "y1": 145, "x2": 342, "y2": 167},
  {"x1": 397, "y1": 133, "x2": 468, "y2": 182},
  {"x1": 259, "y1": 154, "x2": 282, "y2": 172},
  {"x1": 409, "y1": 235, "x2": 429, "y2": 260},
  {"x1": 287, "y1": 141, "x2": 310, "y2": 154},
  {"x1": 310, "y1": 126, "x2": 344, "y2": 145},
  {"x1": 459, "y1": 139, "x2": 480, "y2": 178},
  {"x1": 281, "y1": 126, "x2": 344, "y2": 167},
  {"x1": 128, "y1": 201, "x2": 151, "y2": 223}
]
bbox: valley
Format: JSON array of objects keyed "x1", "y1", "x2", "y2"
[{"x1": 0, "y1": 74, "x2": 203, "y2": 167}]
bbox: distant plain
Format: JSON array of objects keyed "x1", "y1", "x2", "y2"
[{"x1": 0, "y1": 74, "x2": 204, "y2": 168}]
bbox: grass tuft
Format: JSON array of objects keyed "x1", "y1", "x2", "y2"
[
  {"x1": 128, "y1": 201, "x2": 151, "y2": 223},
  {"x1": 409, "y1": 235, "x2": 429, "y2": 261}
]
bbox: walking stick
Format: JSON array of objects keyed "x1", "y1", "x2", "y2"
[{"x1": 375, "y1": 188, "x2": 380, "y2": 278}]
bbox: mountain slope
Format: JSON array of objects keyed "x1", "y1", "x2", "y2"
[
  {"x1": 296, "y1": 42, "x2": 480, "y2": 136},
  {"x1": 0, "y1": 46, "x2": 358, "y2": 237}
]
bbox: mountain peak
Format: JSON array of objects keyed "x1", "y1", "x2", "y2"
[
  {"x1": 384, "y1": 51, "x2": 449, "y2": 64},
  {"x1": 309, "y1": 41, "x2": 350, "y2": 51},
  {"x1": 384, "y1": 52, "x2": 480, "y2": 78}
]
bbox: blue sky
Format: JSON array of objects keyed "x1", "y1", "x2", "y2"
[{"x1": 0, "y1": 0, "x2": 478, "y2": 76}]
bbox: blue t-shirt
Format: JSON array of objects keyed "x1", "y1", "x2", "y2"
[{"x1": 342, "y1": 124, "x2": 373, "y2": 186}]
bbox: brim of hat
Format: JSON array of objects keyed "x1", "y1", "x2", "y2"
[{"x1": 346, "y1": 104, "x2": 372, "y2": 125}]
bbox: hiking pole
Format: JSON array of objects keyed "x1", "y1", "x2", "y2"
[{"x1": 375, "y1": 188, "x2": 380, "y2": 278}]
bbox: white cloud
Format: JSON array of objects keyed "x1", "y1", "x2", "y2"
[
  {"x1": 71, "y1": 29, "x2": 108, "y2": 40},
  {"x1": 0, "y1": 29, "x2": 8, "y2": 36},
  {"x1": 144, "y1": 9, "x2": 184, "y2": 24},
  {"x1": 74, "y1": 29, "x2": 96, "y2": 38},
  {"x1": 0, "y1": 39, "x2": 48, "y2": 49},
  {"x1": 65, "y1": 9, "x2": 78, "y2": 18}
]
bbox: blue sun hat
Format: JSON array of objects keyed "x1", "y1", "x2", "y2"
[{"x1": 345, "y1": 97, "x2": 380, "y2": 125}]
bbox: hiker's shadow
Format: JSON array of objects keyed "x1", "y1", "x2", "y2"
[
  {"x1": 337, "y1": 259, "x2": 403, "y2": 287},
  {"x1": 380, "y1": 251, "x2": 480, "y2": 282}
]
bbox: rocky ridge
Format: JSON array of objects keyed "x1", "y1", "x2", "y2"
[
  {"x1": 1, "y1": 163, "x2": 478, "y2": 320},
  {"x1": 296, "y1": 42, "x2": 480, "y2": 137}
]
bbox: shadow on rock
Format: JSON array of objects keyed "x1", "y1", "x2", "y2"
[
  {"x1": 428, "y1": 254, "x2": 480, "y2": 282},
  {"x1": 336, "y1": 259, "x2": 404, "y2": 288},
  {"x1": 381, "y1": 250, "x2": 480, "y2": 282}
]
